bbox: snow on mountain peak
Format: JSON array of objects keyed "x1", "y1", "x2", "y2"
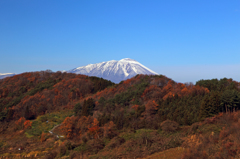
[
  {"x1": 0, "y1": 73, "x2": 16, "y2": 79},
  {"x1": 119, "y1": 58, "x2": 137, "y2": 62},
  {"x1": 68, "y1": 58, "x2": 158, "y2": 83},
  {"x1": 0, "y1": 73, "x2": 13, "y2": 75}
]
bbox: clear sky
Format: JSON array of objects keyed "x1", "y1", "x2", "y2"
[{"x1": 0, "y1": 0, "x2": 239, "y2": 83}]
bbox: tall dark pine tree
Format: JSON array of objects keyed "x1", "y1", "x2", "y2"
[
  {"x1": 199, "y1": 92, "x2": 220, "y2": 120},
  {"x1": 24, "y1": 105, "x2": 31, "y2": 120},
  {"x1": 74, "y1": 103, "x2": 82, "y2": 116},
  {"x1": 81, "y1": 100, "x2": 88, "y2": 117},
  {"x1": 81, "y1": 98, "x2": 95, "y2": 116},
  {"x1": 220, "y1": 90, "x2": 240, "y2": 112}
]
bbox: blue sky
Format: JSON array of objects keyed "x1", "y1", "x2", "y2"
[{"x1": 0, "y1": 0, "x2": 239, "y2": 83}]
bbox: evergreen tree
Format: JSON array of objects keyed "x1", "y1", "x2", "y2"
[
  {"x1": 199, "y1": 92, "x2": 220, "y2": 120},
  {"x1": 74, "y1": 103, "x2": 82, "y2": 116},
  {"x1": 81, "y1": 100, "x2": 88, "y2": 116},
  {"x1": 81, "y1": 98, "x2": 95, "y2": 116},
  {"x1": 220, "y1": 89, "x2": 240, "y2": 112},
  {"x1": 24, "y1": 105, "x2": 31, "y2": 120}
]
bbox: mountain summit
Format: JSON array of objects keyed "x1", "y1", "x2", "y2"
[{"x1": 68, "y1": 58, "x2": 158, "y2": 83}]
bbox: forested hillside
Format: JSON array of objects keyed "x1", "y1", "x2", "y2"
[
  {"x1": 0, "y1": 71, "x2": 113, "y2": 122},
  {"x1": 0, "y1": 71, "x2": 240, "y2": 158}
]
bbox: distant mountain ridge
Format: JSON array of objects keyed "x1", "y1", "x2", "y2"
[
  {"x1": 68, "y1": 58, "x2": 158, "y2": 83},
  {"x1": 0, "y1": 73, "x2": 16, "y2": 79}
]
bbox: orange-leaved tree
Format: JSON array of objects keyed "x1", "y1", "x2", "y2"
[
  {"x1": 88, "y1": 118, "x2": 100, "y2": 139},
  {"x1": 15, "y1": 117, "x2": 26, "y2": 130}
]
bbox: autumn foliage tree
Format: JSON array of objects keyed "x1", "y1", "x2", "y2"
[
  {"x1": 14, "y1": 117, "x2": 32, "y2": 130},
  {"x1": 88, "y1": 118, "x2": 100, "y2": 139}
]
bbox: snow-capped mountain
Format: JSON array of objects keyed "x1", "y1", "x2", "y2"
[
  {"x1": 68, "y1": 58, "x2": 158, "y2": 83},
  {"x1": 0, "y1": 73, "x2": 16, "y2": 79}
]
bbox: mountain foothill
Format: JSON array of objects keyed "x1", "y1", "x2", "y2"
[{"x1": 0, "y1": 59, "x2": 240, "y2": 158}]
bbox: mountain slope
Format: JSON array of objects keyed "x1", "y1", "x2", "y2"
[
  {"x1": 0, "y1": 73, "x2": 16, "y2": 79},
  {"x1": 68, "y1": 58, "x2": 158, "y2": 83}
]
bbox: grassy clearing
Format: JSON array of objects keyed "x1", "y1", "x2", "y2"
[
  {"x1": 25, "y1": 110, "x2": 73, "y2": 137},
  {"x1": 143, "y1": 147, "x2": 185, "y2": 159},
  {"x1": 120, "y1": 129, "x2": 153, "y2": 141}
]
